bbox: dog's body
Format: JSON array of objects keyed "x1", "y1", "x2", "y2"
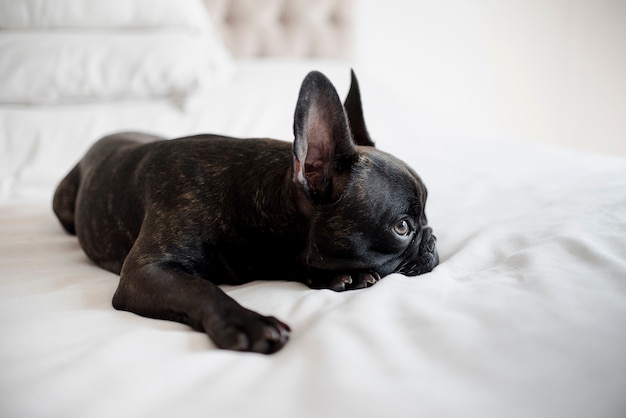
[{"x1": 53, "y1": 71, "x2": 438, "y2": 353}]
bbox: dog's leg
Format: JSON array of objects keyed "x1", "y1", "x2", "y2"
[{"x1": 112, "y1": 253, "x2": 290, "y2": 354}]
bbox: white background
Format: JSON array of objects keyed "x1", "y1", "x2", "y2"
[{"x1": 354, "y1": 0, "x2": 626, "y2": 156}]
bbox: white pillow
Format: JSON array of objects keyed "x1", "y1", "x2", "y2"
[
  {"x1": 0, "y1": 0, "x2": 210, "y2": 29},
  {"x1": 0, "y1": 30, "x2": 231, "y2": 104},
  {"x1": 0, "y1": 0, "x2": 233, "y2": 104}
]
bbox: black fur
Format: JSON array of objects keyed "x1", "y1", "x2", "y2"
[{"x1": 53, "y1": 71, "x2": 438, "y2": 354}]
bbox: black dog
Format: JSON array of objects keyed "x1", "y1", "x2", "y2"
[{"x1": 53, "y1": 71, "x2": 438, "y2": 354}]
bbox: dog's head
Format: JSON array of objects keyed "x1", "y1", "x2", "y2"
[{"x1": 293, "y1": 70, "x2": 438, "y2": 278}]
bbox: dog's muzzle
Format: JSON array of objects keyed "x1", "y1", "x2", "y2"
[{"x1": 398, "y1": 227, "x2": 439, "y2": 276}]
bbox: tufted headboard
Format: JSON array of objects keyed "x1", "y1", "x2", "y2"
[{"x1": 202, "y1": 0, "x2": 354, "y2": 60}]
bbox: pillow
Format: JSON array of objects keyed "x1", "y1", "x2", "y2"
[
  {"x1": 0, "y1": 31, "x2": 231, "y2": 104},
  {"x1": 0, "y1": 0, "x2": 210, "y2": 29},
  {"x1": 0, "y1": 0, "x2": 232, "y2": 104}
]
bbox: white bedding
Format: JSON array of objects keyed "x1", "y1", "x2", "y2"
[{"x1": 2, "y1": 12, "x2": 626, "y2": 418}]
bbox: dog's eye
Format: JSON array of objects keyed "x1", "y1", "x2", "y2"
[{"x1": 393, "y1": 220, "x2": 411, "y2": 236}]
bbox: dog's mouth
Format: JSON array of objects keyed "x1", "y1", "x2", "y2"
[
  {"x1": 397, "y1": 230, "x2": 439, "y2": 276},
  {"x1": 397, "y1": 251, "x2": 439, "y2": 276}
]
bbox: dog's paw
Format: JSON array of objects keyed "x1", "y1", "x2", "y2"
[
  {"x1": 307, "y1": 271, "x2": 381, "y2": 292},
  {"x1": 206, "y1": 311, "x2": 290, "y2": 354}
]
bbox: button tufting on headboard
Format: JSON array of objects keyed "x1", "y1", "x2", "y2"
[{"x1": 203, "y1": 0, "x2": 354, "y2": 60}]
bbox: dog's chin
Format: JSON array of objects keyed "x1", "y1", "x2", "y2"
[{"x1": 397, "y1": 250, "x2": 439, "y2": 276}]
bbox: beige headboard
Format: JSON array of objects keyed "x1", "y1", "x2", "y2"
[{"x1": 203, "y1": 0, "x2": 354, "y2": 60}]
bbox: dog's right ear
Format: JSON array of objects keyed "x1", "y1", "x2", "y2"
[
  {"x1": 344, "y1": 70, "x2": 375, "y2": 147},
  {"x1": 293, "y1": 71, "x2": 357, "y2": 203}
]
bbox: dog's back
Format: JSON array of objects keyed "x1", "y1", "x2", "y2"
[
  {"x1": 53, "y1": 132, "x2": 161, "y2": 234},
  {"x1": 53, "y1": 132, "x2": 297, "y2": 276}
]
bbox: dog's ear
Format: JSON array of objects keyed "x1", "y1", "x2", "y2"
[
  {"x1": 344, "y1": 70, "x2": 375, "y2": 147},
  {"x1": 293, "y1": 71, "x2": 357, "y2": 203}
]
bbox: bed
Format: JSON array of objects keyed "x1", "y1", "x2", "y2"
[{"x1": 1, "y1": 1, "x2": 626, "y2": 417}]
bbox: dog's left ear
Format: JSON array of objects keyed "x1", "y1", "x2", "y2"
[
  {"x1": 344, "y1": 70, "x2": 375, "y2": 147},
  {"x1": 293, "y1": 71, "x2": 357, "y2": 203}
]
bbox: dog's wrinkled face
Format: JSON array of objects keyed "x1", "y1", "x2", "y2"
[
  {"x1": 304, "y1": 147, "x2": 438, "y2": 277},
  {"x1": 293, "y1": 71, "x2": 438, "y2": 279}
]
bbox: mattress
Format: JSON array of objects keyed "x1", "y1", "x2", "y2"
[{"x1": 1, "y1": 33, "x2": 626, "y2": 418}]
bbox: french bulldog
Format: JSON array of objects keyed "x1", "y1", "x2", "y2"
[{"x1": 53, "y1": 70, "x2": 438, "y2": 354}]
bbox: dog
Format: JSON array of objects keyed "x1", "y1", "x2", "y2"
[{"x1": 53, "y1": 70, "x2": 438, "y2": 354}]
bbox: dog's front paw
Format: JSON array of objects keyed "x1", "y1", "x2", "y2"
[
  {"x1": 206, "y1": 311, "x2": 290, "y2": 354},
  {"x1": 307, "y1": 271, "x2": 381, "y2": 292}
]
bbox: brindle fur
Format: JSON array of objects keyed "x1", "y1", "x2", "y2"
[{"x1": 53, "y1": 71, "x2": 438, "y2": 354}]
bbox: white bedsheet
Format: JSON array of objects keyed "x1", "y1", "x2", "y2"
[{"x1": 1, "y1": 60, "x2": 626, "y2": 418}]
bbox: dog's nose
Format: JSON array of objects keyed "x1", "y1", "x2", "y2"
[{"x1": 420, "y1": 227, "x2": 436, "y2": 253}]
